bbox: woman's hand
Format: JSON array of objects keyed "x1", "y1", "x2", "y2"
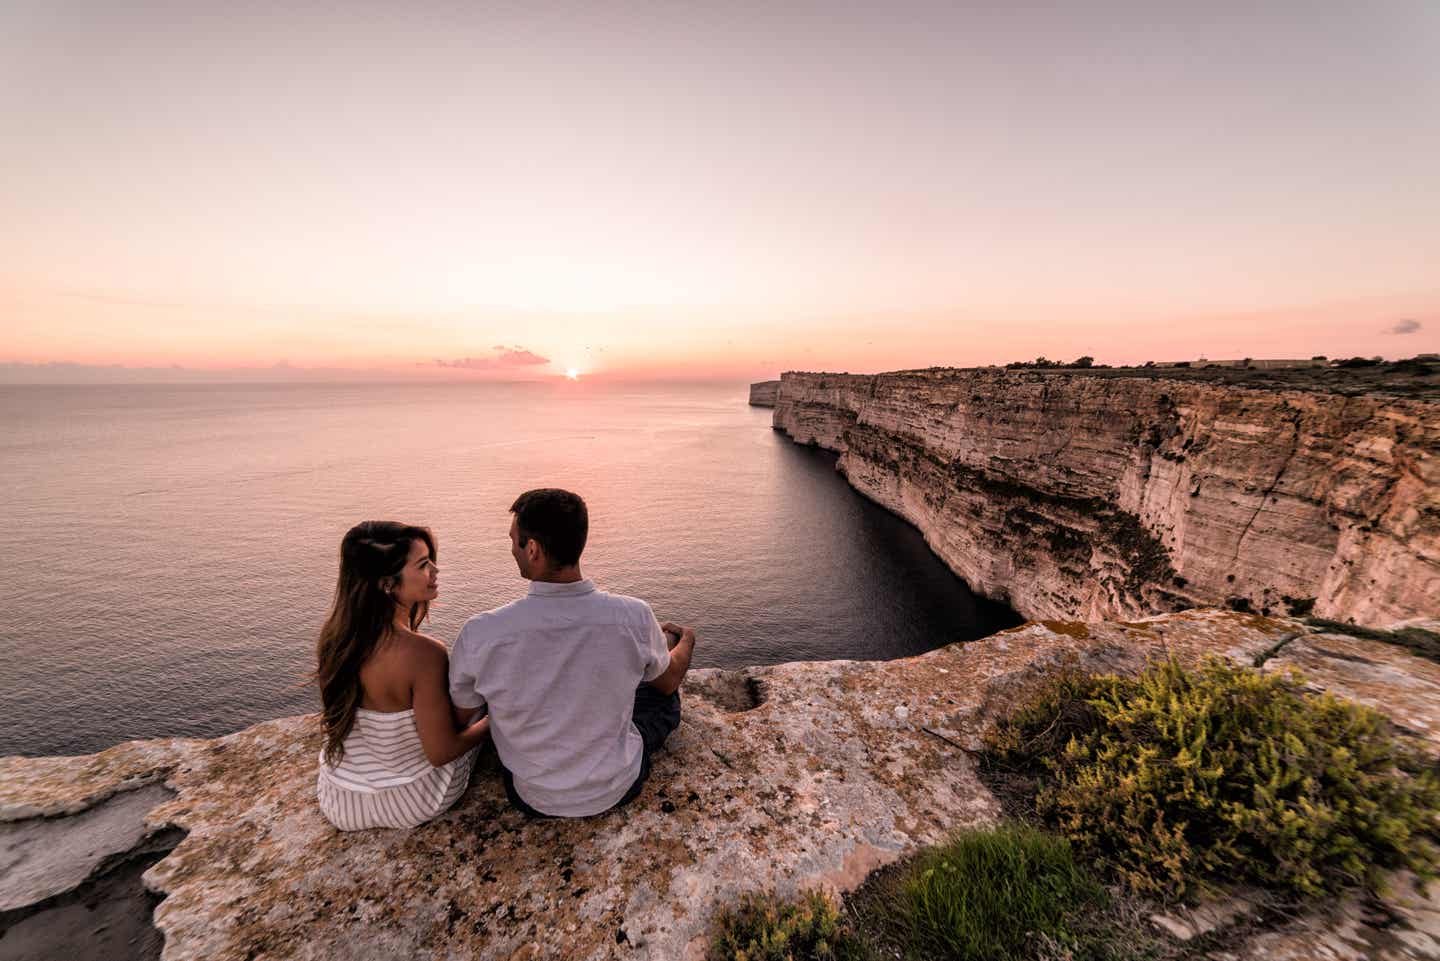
[
  {"x1": 452, "y1": 703, "x2": 484, "y2": 728},
  {"x1": 460, "y1": 714, "x2": 490, "y2": 744}
]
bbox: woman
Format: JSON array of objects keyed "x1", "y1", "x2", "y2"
[{"x1": 315, "y1": 521, "x2": 489, "y2": 830}]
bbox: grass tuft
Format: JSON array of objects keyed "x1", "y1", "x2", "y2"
[
  {"x1": 707, "y1": 889, "x2": 870, "y2": 961},
  {"x1": 870, "y1": 824, "x2": 1120, "y2": 961}
]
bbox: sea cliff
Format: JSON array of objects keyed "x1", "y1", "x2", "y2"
[
  {"x1": 772, "y1": 368, "x2": 1440, "y2": 627},
  {"x1": 747, "y1": 380, "x2": 780, "y2": 407},
  {"x1": 5, "y1": 611, "x2": 1440, "y2": 960}
]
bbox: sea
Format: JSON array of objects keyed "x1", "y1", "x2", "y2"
[{"x1": 0, "y1": 381, "x2": 1017, "y2": 757}]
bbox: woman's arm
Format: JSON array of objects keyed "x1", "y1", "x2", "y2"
[{"x1": 411, "y1": 641, "x2": 489, "y2": 767}]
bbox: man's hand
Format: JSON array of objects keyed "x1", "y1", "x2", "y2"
[
  {"x1": 660, "y1": 621, "x2": 695, "y2": 651},
  {"x1": 650, "y1": 621, "x2": 696, "y2": 695}
]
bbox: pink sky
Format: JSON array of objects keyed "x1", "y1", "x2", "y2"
[{"x1": 2, "y1": 2, "x2": 1438, "y2": 381}]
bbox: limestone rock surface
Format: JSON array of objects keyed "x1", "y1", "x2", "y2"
[
  {"x1": 1264, "y1": 626, "x2": 1440, "y2": 748},
  {"x1": 772, "y1": 369, "x2": 1440, "y2": 627},
  {"x1": 4, "y1": 611, "x2": 1439, "y2": 959},
  {"x1": 0, "y1": 783, "x2": 175, "y2": 911},
  {"x1": 1210, "y1": 872, "x2": 1440, "y2": 961}
]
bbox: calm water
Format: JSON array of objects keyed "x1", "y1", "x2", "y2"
[{"x1": 0, "y1": 381, "x2": 1017, "y2": 757}]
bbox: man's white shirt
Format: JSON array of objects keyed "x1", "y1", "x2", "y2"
[{"x1": 448, "y1": 579, "x2": 671, "y2": 816}]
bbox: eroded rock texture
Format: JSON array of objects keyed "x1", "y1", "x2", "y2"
[
  {"x1": 773, "y1": 369, "x2": 1440, "y2": 627},
  {"x1": 746, "y1": 380, "x2": 780, "y2": 407},
  {"x1": 4, "y1": 611, "x2": 1439, "y2": 960}
]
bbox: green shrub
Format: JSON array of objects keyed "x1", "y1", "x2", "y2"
[
  {"x1": 707, "y1": 889, "x2": 870, "y2": 961},
  {"x1": 873, "y1": 824, "x2": 1113, "y2": 961},
  {"x1": 986, "y1": 657, "x2": 1440, "y2": 900}
]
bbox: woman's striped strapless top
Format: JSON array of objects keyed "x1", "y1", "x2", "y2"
[
  {"x1": 316, "y1": 707, "x2": 477, "y2": 831},
  {"x1": 319, "y1": 707, "x2": 446, "y2": 791}
]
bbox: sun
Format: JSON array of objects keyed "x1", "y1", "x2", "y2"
[{"x1": 564, "y1": 367, "x2": 580, "y2": 381}]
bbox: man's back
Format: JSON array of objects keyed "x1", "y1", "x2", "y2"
[{"x1": 449, "y1": 578, "x2": 670, "y2": 817}]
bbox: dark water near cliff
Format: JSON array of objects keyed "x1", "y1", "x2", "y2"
[{"x1": 0, "y1": 381, "x2": 1017, "y2": 757}]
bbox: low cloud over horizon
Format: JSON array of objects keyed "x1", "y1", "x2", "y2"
[
  {"x1": 426, "y1": 346, "x2": 550, "y2": 370},
  {"x1": 1384, "y1": 318, "x2": 1423, "y2": 335}
]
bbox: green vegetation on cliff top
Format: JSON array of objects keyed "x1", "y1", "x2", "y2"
[
  {"x1": 985, "y1": 657, "x2": 1440, "y2": 900},
  {"x1": 710, "y1": 657, "x2": 1440, "y2": 961}
]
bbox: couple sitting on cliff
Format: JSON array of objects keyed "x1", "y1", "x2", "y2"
[{"x1": 313, "y1": 488, "x2": 698, "y2": 829}]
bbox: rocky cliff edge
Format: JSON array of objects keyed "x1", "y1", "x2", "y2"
[
  {"x1": 772, "y1": 368, "x2": 1440, "y2": 627},
  {"x1": 4, "y1": 611, "x2": 1440, "y2": 960}
]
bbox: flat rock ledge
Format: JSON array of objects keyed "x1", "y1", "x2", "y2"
[{"x1": 3, "y1": 611, "x2": 1439, "y2": 961}]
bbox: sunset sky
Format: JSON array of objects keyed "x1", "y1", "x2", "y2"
[{"x1": 2, "y1": 1, "x2": 1438, "y2": 381}]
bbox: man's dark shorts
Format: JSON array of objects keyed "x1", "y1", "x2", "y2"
[{"x1": 501, "y1": 685, "x2": 682, "y2": 818}]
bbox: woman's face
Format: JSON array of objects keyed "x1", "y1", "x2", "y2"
[{"x1": 390, "y1": 538, "x2": 439, "y2": 607}]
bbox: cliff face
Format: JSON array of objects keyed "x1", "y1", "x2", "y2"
[
  {"x1": 773, "y1": 369, "x2": 1439, "y2": 626},
  {"x1": 747, "y1": 380, "x2": 780, "y2": 407},
  {"x1": 3, "y1": 612, "x2": 1438, "y2": 960}
]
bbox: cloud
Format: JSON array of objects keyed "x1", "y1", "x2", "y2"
[
  {"x1": 428, "y1": 347, "x2": 551, "y2": 370},
  {"x1": 1383, "y1": 318, "x2": 1422, "y2": 335}
]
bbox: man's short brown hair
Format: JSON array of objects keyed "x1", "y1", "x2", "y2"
[{"x1": 510, "y1": 488, "x2": 588, "y2": 567}]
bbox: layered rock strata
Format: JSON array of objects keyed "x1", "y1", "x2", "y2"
[
  {"x1": 747, "y1": 380, "x2": 780, "y2": 407},
  {"x1": 772, "y1": 369, "x2": 1440, "y2": 626},
  {"x1": 3, "y1": 612, "x2": 1439, "y2": 960}
]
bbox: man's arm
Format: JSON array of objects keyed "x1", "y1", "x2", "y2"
[
  {"x1": 447, "y1": 623, "x2": 487, "y2": 716},
  {"x1": 646, "y1": 622, "x2": 696, "y2": 696}
]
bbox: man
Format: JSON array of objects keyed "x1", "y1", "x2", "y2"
[{"x1": 448, "y1": 488, "x2": 697, "y2": 817}]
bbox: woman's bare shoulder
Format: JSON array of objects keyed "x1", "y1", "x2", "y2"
[{"x1": 388, "y1": 628, "x2": 450, "y2": 663}]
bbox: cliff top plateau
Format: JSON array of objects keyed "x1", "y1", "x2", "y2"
[
  {"x1": 776, "y1": 356, "x2": 1440, "y2": 400},
  {"x1": 4, "y1": 611, "x2": 1440, "y2": 960}
]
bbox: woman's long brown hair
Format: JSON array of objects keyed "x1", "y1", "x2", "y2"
[{"x1": 316, "y1": 521, "x2": 436, "y2": 765}]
